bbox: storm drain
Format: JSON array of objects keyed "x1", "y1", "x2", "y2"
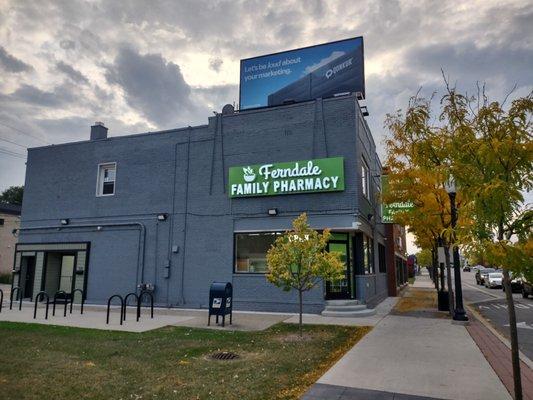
[{"x1": 209, "y1": 351, "x2": 240, "y2": 361}]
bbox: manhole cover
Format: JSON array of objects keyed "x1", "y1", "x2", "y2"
[{"x1": 209, "y1": 351, "x2": 240, "y2": 361}]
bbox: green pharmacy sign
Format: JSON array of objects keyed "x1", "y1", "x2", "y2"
[
  {"x1": 229, "y1": 157, "x2": 344, "y2": 198},
  {"x1": 381, "y1": 175, "x2": 415, "y2": 223}
]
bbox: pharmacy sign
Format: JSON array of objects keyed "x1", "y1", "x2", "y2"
[{"x1": 229, "y1": 157, "x2": 344, "y2": 198}]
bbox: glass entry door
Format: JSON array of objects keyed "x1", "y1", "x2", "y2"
[
  {"x1": 325, "y1": 238, "x2": 352, "y2": 299},
  {"x1": 59, "y1": 255, "x2": 75, "y2": 293}
]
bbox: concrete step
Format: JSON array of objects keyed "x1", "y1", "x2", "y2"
[
  {"x1": 325, "y1": 299, "x2": 360, "y2": 307},
  {"x1": 321, "y1": 308, "x2": 376, "y2": 318},
  {"x1": 324, "y1": 304, "x2": 368, "y2": 312}
]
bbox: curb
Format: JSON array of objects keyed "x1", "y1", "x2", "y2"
[{"x1": 466, "y1": 304, "x2": 533, "y2": 370}]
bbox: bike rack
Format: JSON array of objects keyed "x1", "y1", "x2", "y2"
[
  {"x1": 0, "y1": 288, "x2": 3, "y2": 313},
  {"x1": 69, "y1": 289, "x2": 85, "y2": 315},
  {"x1": 53, "y1": 290, "x2": 68, "y2": 317},
  {"x1": 123, "y1": 292, "x2": 140, "y2": 322},
  {"x1": 9, "y1": 286, "x2": 22, "y2": 310},
  {"x1": 106, "y1": 294, "x2": 124, "y2": 325},
  {"x1": 33, "y1": 291, "x2": 50, "y2": 319},
  {"x1": 138, "y1": 290, "x2": 154, "y2": 319}
]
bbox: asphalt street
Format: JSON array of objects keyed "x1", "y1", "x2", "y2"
[{"x1": 461, "y1": 270, "x2": 533, "y2": 361}]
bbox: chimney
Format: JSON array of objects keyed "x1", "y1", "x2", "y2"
[{"x1": 90, "y1": 122, "x2": 108, "y2": 140}]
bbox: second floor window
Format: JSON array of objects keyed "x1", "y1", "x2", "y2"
[
  {"x1": 361, "y1": 158, "x2": 369, "y2": 198},
  {"x1": 97, "y1": 163, "x2": 116, "y2": 196}
]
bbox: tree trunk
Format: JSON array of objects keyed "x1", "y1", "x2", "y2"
[
  {"x1": 502, "y1": 268, "x2": 522, "y2": 400},
  {"x1": 443, "y1": 245, "x2": 455, "y2": 315},
  {"x1": 499, "y1": 225, "x2": 522, "y2": 400},
  {"x1": 298, "y1": 289, "x2": 303, "y2": 337}
]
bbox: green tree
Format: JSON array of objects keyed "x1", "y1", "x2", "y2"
[
  {"x1": 266, "y1": 213, "x2": 345, "y2": 336},
  {"x1": 0, "y1": 185, "x2": 24, "y2": 205},
  {"x1": 441, "y1": 86, "x2": 532, "y2": 400}
]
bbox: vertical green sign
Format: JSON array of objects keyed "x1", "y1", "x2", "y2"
[
  {"x1": 381, "y1": 175, "x2": 415, "y2": 223},
  {"x1": 229, "y1": 157, "x2": 344, "y2": 198}
]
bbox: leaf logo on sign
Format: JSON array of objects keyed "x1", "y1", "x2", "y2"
[{"x1": 243, "y1": 166, "x2": 256, "y2": 182}]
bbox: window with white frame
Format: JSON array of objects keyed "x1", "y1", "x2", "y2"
[
  {"x1": 361, "y1": 158, "x2": 369, "y2": 198},
  {"x1": 97, "y1": 163, "x2": 116, "y2": 196}
]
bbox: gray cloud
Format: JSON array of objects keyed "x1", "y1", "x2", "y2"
[
  {"x1": 10, "y1": 83, "x2": 76, "y2": 108},
  {"x1": 105, "y1": 46, "x2": 196, "y2": 127},
  {"x1": 59, "y1": 39, "x2": 76, "y2": 50},
  {"x1": 0, "y1": 46, "x2": 33, "y2": 73},
  {"x1": 209, "y1": 57, "x2": 223, "y2": 72},
  {"x1": 56, "y1": 61, "x2": 89, "y2": 84}
]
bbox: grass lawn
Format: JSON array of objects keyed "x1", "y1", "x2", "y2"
[{"x1": 0, "y1": 322, "x2": 369, "y2": 400}]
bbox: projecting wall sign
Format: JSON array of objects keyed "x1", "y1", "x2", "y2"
[{"x1": 228, "y1": 157, "x2": 345, "y2": 198}]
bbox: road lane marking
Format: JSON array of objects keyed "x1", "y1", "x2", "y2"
[{"x1": 504, "y1": 322, "x2": 533, "y2": 330}]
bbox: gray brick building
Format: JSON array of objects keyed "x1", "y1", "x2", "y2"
[{"x1": 12, "y1": 94, "x2": 388, "y2": 313}]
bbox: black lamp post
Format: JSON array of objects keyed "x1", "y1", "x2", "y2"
[{"x1": 445, "y1": 177, "x2": 468, "y2": 321}]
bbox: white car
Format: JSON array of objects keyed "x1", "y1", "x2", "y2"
[{"x1": 485, "y1": 272, "x2": 503, "y2": 288}]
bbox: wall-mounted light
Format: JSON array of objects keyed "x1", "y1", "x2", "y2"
[
  {"x1": 367, "y1": 214, "x2": 373, "y2": 222},
  {"x1": 361, "y1": 106, "x2": 369, "y2": 116},
  {"x1": 157, "y1": 213, "x2": 168, "y2": 221},
  {"x1": 60, "y1": 219, "x2": 69, "y2": 225},
  {"x1": 96, "y1": 226, "x2": 103, "y2": 231},
  {"x1": 268, "y1": 208, "x2": 278, "y2": 216}
]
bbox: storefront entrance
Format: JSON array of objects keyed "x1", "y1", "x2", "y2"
[
  {"x1": 21, "y1": 256, "x2": 36, "y2": 299},
  {"x1": 325, "y1": 234, "x2": 352, "y2": 299}
]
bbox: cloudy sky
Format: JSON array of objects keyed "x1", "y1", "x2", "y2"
[{"x1": 0, "y1": 0, "x2": 532, "y2": 197}]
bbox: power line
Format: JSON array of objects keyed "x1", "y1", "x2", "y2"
[
  {"x1": 0, "y1": 148, "x2": 27, "y2": 160},
  {"x1": 0, "y1": 146, "x2": 26, "y2": 157},
  {"x1": 0, "y1": 136, "x2": 28, "y2": 149},
  {"x1": 0, "y1": 121, "x2": 50, "y2": 145}
]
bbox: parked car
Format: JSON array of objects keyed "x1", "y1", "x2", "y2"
[
  {"x1": 476, "y1": 268, "x2": 496, "y2": 285},
  {"x1": 485, "y1": 272, "x2": 503, "y2": 288},
  {"x1": 472, "y1": 265, "x2": 484, "y2": 271},
  {"x1": 523, "y1": 279, "x2": 533, "y2": 299},
  {"x1": 502, "y1": 273, "x2": 523, "y2": 293},
  {"x1": 463, "y1": 265, "x2": 471, "y2": 272}
]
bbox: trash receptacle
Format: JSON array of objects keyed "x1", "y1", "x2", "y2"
[
  {"x1": 208, "y1": 282, "x2": 233, "y2": 327},
  {"x1": 438, "y1": 290, "x2": 449, "y2": 311}
]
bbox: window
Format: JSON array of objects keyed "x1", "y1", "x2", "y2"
[
  {"x1": 97, "y1": 163, "x2": 116, "y2": 196},
  {"x1": 0, "y1": 218, "x2": 4, "y2": 226},
  {"x1": 378, "y1": 243, "x2": 386, "y2": 273},
  {"x1": 361, "y1": 158, "x2": 369, "y2": 198},
  {"x1": 234, "y1": 232, "x2": 282, "y2": 273},
  {"x1": 363, "y1": 235, "x2": 374, "y2": 274}
]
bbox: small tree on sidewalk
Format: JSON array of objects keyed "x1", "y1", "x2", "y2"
[{"x1": 266, "y1": 213, "x2": 345, "y2": 336}]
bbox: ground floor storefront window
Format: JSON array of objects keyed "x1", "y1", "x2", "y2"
[{"x1": 234, "y1": 232, "x2": 282, "y2": 273}]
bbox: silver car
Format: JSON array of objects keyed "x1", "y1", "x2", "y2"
[{"x1": 485, "y1": 272, "x2": 503, "y2": 288}]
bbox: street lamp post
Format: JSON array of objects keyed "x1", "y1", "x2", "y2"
[{"x1": 445, "y1": 177, "x2": 468, "y2": 322}]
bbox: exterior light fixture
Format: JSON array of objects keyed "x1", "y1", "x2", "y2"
[
  {"x1": 367, "y1": 214, "x2": 373, "y2": 222},
  {"x1": 60, "y1": 219, "x2": 69, "y2": 225},
  {"x1": 268, "y1": 208, "x2": 278, "y2": 216},
  {"x1": 157, "y1": 213, "x2": 168, "y2": 221},
  {"x1": 361, "y1": 106, "x2": 369, "y2": 116}
]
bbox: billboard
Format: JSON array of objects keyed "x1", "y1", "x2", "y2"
[
  {"x1": 239, "y1": 37, "x2": 364, "y2": 110},
  {"x1": 228, "y1": 157, "x2": 344, "y2": 198}
]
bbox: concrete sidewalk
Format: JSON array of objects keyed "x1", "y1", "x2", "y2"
[{"x1": 304, "y1": 306, "x2": 511, "y2": 400}]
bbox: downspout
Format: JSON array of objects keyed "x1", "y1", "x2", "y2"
[
  {"x1": 17, "y1": 222, "x2": 146, "y2": 288},
  {"x1": 178, "y1": 129, "x2": 192, "y2": 305}
]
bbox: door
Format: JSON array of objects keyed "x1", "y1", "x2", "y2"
[
  {"x1": 22, "y1": 256, "x2": 36, "y2": 299},
  {"x1": 59, "y1": 254, "x2": 76, "y2": 293},
  {"x1": 325, "y1": 240, "x2": 351, "y2": 299}
]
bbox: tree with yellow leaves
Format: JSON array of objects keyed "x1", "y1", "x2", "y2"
[{"x1": 266, "y1": 213, "x2": 345, "y2": 336}]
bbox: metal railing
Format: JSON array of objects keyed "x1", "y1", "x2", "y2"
[
  {"x1": 70, "y1": 289, "x2": 85, "y2": 315},
  {"x1": 9, "y1": 286, "x2": 22, "y2": 310},
  {"x1": 106, "y1": 294, "x2": 124, "y2": 325},
  {"x1": 34, "y1": 291, "x2": 50, "y2": 319},
  {"x1": 123, "y1": 292, "x2": 140, "y2": 322},
  {"x1": 139, "y1": 290, "x2": 154, "y2": 319}
]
